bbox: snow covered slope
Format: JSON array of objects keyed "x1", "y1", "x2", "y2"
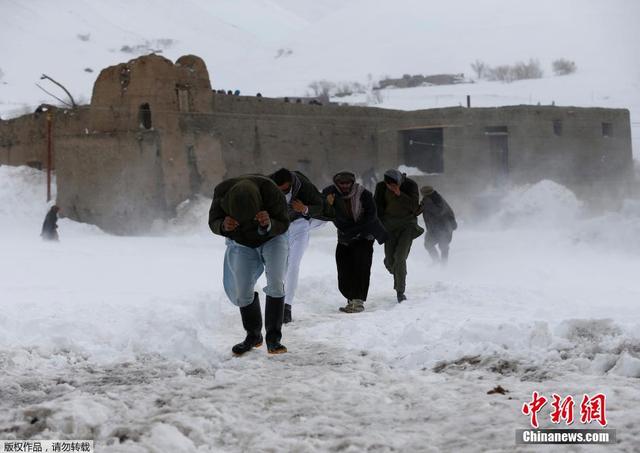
[{"x1": 1, "y1": 0, "x2": 638, "y2": 154}]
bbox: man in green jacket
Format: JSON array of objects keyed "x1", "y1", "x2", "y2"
[
  {"x1": 374, "y1": 169, "x2": 424, "y2": 303},
  {"x1": 209, "y1": 175, "x2": 290, "y2": 355}
]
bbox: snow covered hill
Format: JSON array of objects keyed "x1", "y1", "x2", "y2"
[{"x1": 1, "y1": 0, "x2": 638, "y2": 154}]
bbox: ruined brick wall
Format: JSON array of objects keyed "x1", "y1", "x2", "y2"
[
  {"x1": 0, "y1": 106, "x2": 92, "y2": 176},
  {"x1": 57, "y1": 131, "x2": 168, "y2": 234},
  {"x1": 54, "y1": 54, "x2": 223, "y2": 232},
  {"x1": 0, "y1": 114, "x2": 47, "y2": 168}
]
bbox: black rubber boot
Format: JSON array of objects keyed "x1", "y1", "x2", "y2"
[
  {"x1": 283, "y1": 303, "x2": 292, "y2": 324},
  {"x1": 232, "y1": 292, "x2": 263, "y2": 356},
  {"x1": 265, "y1": 296, "x2": 287, "y2": 354}
]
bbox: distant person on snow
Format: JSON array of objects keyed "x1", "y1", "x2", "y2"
[
  {"x1": 322, "y1": 171, "x2": 387, "y2": 313},
  {"x1": 269, "y1": 168, "x2": 324, "y2": 324},
  {"x1": 208, "y1": 175, "x2": 290, "y2": 355},
  {"x1": 41, "y1": 205, "x2": 60, "y2": 241},
  {"x1": 420, "y1": 186, "x2": 457, "y2": 264},
  {"x1": 374, "y1": 170, "x2": 423, "y2": 302}
]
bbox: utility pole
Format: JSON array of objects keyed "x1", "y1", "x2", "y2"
[{"x1": 46, "y1": 111, "x2": 52, "y2": 202}]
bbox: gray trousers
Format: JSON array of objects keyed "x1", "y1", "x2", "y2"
[{"x1": 424, "y1": 229, "x2": 452, "y2": 263}]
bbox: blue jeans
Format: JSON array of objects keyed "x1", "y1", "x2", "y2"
[{"x1": 223, "y1": 235, "x2": 289, "y2": 307}]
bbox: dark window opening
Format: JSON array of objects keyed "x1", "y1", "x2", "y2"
[
  {"x1": 553, "y1": 119, "x2": 563, "y2": 136},
  {"x1": 401, "y1": 128, "x2": 444, "y2": 174},
  {"x1": 139, "y1": 103, "x2": 152, "y2": 129},
  {"x1": 602, "y1": 122, "x2": 613, "y2": 137},
  {"x1": 485, "y1": 126, "x2": 509, "y2": 183},
  {"x1": 484, "y1": 126, "x2": 508, "y2": 136}
]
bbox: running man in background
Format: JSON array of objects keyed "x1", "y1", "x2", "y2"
[
  {"x1": 374, "y1": 169, "x2": 423, "y2": 302},
  {"x1": 420, "y1": 185, "x2": 457, "y2": 264},
  {"x1": 41, "y1": 205, "x2": 60, "y2": 241}
]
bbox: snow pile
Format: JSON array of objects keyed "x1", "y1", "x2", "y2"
[
  {"x1": 555, "y1": 319, "x2": 640, "y2": 378},
  {"x1": 571, "y1": 199, "x2": 640, "y2": 254},
  {"x1": 476, "y1": 180, "x2": 640, "y2": 254},
  {"x1": 304, "y1": 296, "x2": 640, "y2": 381},
  {"x1": 488, "y1": 180, "x2": 583, "y2": 228}
]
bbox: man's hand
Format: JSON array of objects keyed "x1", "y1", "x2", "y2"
[
  {"x1": 223, "y1": 216, "x2": 239, "y2": 232},
  {"x1": 326, "y1": 193, "x2": 335, "y2": 206},
  {"x1": 255, "y1": 211, "x2": 271, "y2": 227},
  {"x1": 386, "y1": 182, "x2": 401, "y2": 196},
  {"x1": 291, "y1": 199, "x2": 308, "y2": 214}
]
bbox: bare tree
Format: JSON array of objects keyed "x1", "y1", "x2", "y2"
[
  {"x1": 334, "y1": 81, "x2": 366, "y2": 97},
  {"x1": 487, "y1": 59, "x2": 543, "y2": 83},
  {"x1": 307, "y1": 80, "x2": 336, "y2": 99},
  {"x1": 488, "y1": 65, "x2": 512, "y2": 82},
  {"x1": 552, "y1": 58, "x2": 577, "y2": 76},
  {"x1": 511, "y1": 59, "x2": 543, "y2": 80},
  {"x1": 470, "y1": 59, "x2": 487, "y2": 79}
]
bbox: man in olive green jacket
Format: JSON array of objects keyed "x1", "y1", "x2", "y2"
[
  {"x1": 374, "y1": 169, "x2": 424, "y2": 303},
  {"x1": 209, "y1": 175, "x2": 290, "y2": 355}
]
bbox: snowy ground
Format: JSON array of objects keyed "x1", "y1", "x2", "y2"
[{"x1": 1, "y1": 166, "x2": 639, "y2": 452}]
